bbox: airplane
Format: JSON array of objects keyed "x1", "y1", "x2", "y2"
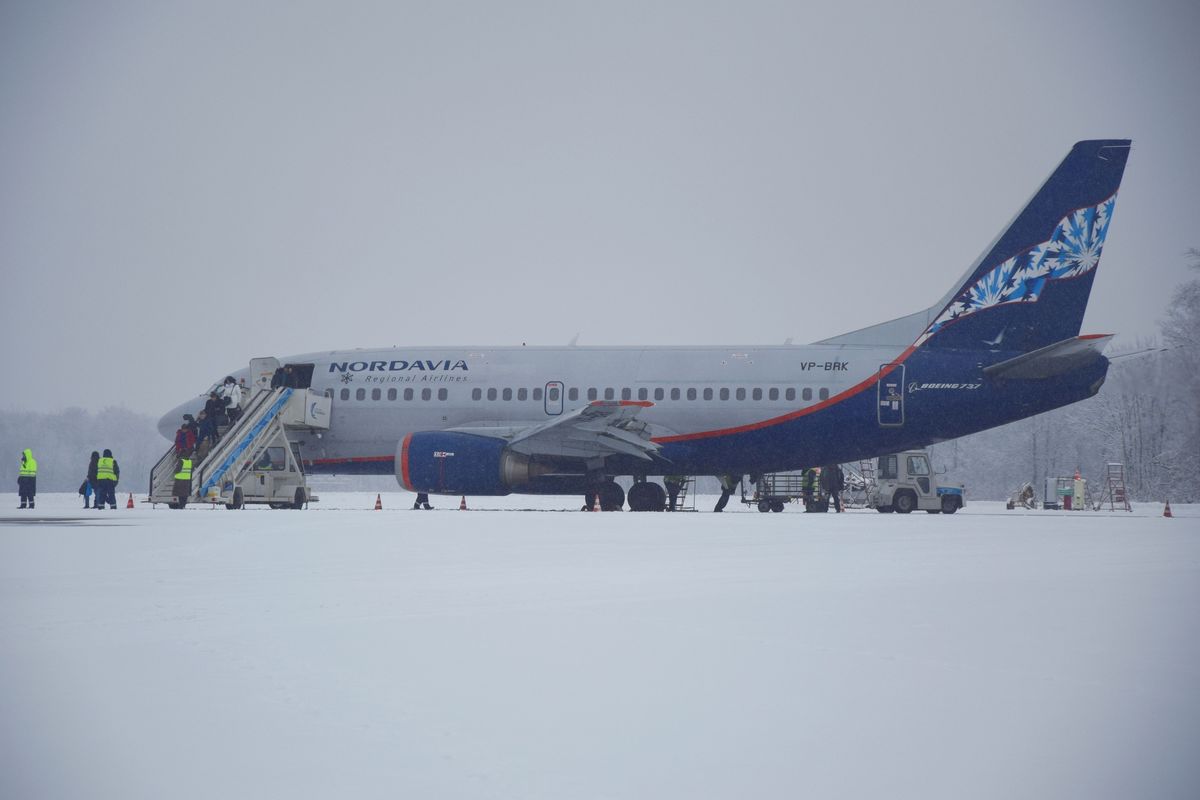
[{"x1": 159, "y1": 139, "x2": 1131, "y2": 512}]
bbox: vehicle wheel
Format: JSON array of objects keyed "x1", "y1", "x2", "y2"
[
  {"x1": 226, "y1": 487, "x2": 243, "y2": 510},
  {"x1": 758, "y1": 500, "x2": 770, "y2": 513},
  {"x1": 596, "y1": 480, "x2": 625, "y2": 511},
  {"x1": 894, "y1": 492, "x2": 916, "y2": 514},
  {"x1": 876, "y1": 505, "x2": 893, "y2": 513},
  {"x1": 628, "y1": 481, "x2": 666, "y2": 512},
  {"x1": 770, "y1": 501, "x2": 785, "y2": 513},
  {"x1": 941, "y1": 496, "x2": 960, "y2": 514},
  {"x1": 292, "y1": 487, "x2": 307, "y2": 509}
]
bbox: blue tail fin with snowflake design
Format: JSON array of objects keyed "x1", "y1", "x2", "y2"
[{"x1": 918, "y1": 139, "x2": 1131, "y2": 354}]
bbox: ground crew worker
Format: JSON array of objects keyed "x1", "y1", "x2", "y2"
[
  {"x1": 821, "y1": 464, "x2": 845, "y2": 512},
  {"x1": 664, "y1": 475, "x2": 685, "y2": 511},
  {"x1": 18, "y1": 448, "x2": 37, "y2": 509},
  {"x1": 173, "y1": 456, "x2": 193, "y2": 508},
  {"x1": 412, "y1": 492, "x2": 433, "y2": 510},
  {"x1": 802, "y1": 467, "x2": 820, "y2": 511},
  {"x1": 713, "y1": 474, "x2": 738, "y2": 512},
  {"x1": 96, "y1": 448, "x2": 120, "y2": 510}
]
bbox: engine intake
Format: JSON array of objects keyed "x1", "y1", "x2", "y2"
[{"x1": 397, "y1": 432, "x2": 541, "y2": 495}]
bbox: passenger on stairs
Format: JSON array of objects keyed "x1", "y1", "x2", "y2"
[
  {"x1": 195, "y1": 410, "x2": 218, "y2": 459},
  {"x1": 174, "y1": 422, "x2": 195, "y2": 457},
  {"x1": 221, "y1": 376, "x2": 243, "y2": 423},
  {"x1": 204, "y1": 391, "x2": 227, "y2": 427}
]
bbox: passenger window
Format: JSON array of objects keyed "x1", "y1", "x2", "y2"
[
  {"x1": 879, "y1": 455, "x2": 898, "y2": 479},
  {"x1": 404, "y1": 388, "x2": 414, "y2": 401},
  {"x1": 736, "y1": 388, "x2": 746, "y2": 401},
  {"x1": 819, "y1": 388, "x2": 830, "y2": 400},
  {"x1": 568, "y1": 388, "x2": 579, "y2": 401},
  {"x1": 703, "y1": 388, "x2": 713, "y2": 400},
  {"x1": 549, "y1": 387, "x2": 560, "y2": 401},
  {"x1": 502, "y1": 388, "x2": 512, "y2": 401},
  {"x1": 587, "y1": 388, "x2": 598, "y2": 401},
  {"x1": 907, "y1": 456, "x2": 930, "y2": 476},
  {"x1": 719, "y1": 388, "x2": 729, "y2": 401},
  {"x1": 371, "y1": 388, "x2": 381, "y2": 401},
  {"x1": 438, "y1": 388, "x2": 448, "y2": 400},
  {"x1": 687, "y1": 388, "x2": 697, "y2": 401},
  {"x1": 654, "y1": 388, "x2": 664, "y2": 401},
  {"x1": 670, "y1": 388, "x2": 681, "y2": 400},
  {"x1": 802, "y1": 388, "x2": 813, "y2": 401},
  {"x1": 752, "y1": 388, "x2": 763, "y2": 401},
  {"x1": 638, "y1": 388, "x2": 648, "y2": 401},
  {"x1": 769, "y1": 388, "x2": 779, "y2": 401},
  {"x1": 533, "y1": 387, "x2": 543, "y2": 401},
  {"x1": 605, "y1": 388, "x2": 615, "y2": 400},
  {"x1": 785, "y1": 388, "x2": 796, "y2": 401},
  {"x1": 356, "y1": 388, "x2": 366, "y2": 401},
  {"x1": 487, "y1": 388, "x2": 497, "y2": 401},
  {"x1": 387, "y1": 388, "x2": 397, "y2": 401},
  {"x1": 472, "y1": 388, "x2": 482, "y2": 400},
  {"x1": 340, "y1": 388, "x2": 350, "y2": 401},
  {"x1": 621, "y1": 388, "x2": 632, "y2": 400},
  {"x1": 422, "y1": 388, "x2": 432, "y2": 401},
  {"x1": 517, "y1": 388, "x2": 528, "y2": 401}
]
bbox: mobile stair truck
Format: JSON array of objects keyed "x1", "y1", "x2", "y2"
[
  {"x1": 868, "y1": 450, "x2": 965, "y2": 514},
  {"x1": 149, "y1": 382, "x2": 331, "y2": 509}
]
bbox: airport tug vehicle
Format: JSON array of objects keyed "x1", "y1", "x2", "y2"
[{"x1": 869, "y1": 450, "x2": 964, "y2": 514}]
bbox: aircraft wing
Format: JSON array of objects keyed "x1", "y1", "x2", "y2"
[{"x1": 448, "y1": 401, "x2": 661, "y2": 461}]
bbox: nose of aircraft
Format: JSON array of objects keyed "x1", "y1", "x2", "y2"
[{"x1": 157, "y1": 397, "x2": 204, "y2": 441}]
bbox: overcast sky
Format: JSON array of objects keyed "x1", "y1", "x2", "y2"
[{"x1": 2, "y1": 0, "x2": 1197, "y2": 416}]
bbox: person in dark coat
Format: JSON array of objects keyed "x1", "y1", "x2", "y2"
[
  {"x1": 820, "y1": 464, "x2": 846, "y2": 513},
  {"x1": 87, "y1": 451, "x2": 100, "y2": 506},
  {"x1": 195, "y1": 411, "x2": 218, "y2": 458},
  {"x1": 412, "y1": 493, "x2": 433, "y2": 510},
  {"x1": 204, "y1": 391, "x2": 227, "y2": 427},
  {"x1": 664, "y1": 475, "x2": 684, "y2": 511}
]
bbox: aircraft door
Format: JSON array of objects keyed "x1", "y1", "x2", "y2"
[
  {"x1": 250, "y1": 357, "x2": 281, "y2": 394},
  {"x1": 544, "y1": 381, "x2": 564, "y2": 415},
  {"x1": 877, "y1": 363, "x2": 905, "y2": 426}
]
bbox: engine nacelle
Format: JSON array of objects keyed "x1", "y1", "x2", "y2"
[{"x1": 397, "y1": 432, "x2": 539, "y2": 495}]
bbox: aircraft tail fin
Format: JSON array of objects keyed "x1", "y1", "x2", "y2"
[{"x1": 820, "y1": 140, "x2": 1130, "y2": 354}]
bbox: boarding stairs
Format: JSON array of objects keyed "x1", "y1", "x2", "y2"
[
  {"x1": 148, "y1": 385, "x2": 331, "y2": 509},
  {"x1": 1096, "y1": 462, "x2": 1133, "y2": 511}
]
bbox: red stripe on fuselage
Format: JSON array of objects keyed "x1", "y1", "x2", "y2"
[{"x1": 651, "y1": 345, "x2": 916, "y2": 444}]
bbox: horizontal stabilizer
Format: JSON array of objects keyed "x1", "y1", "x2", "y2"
[{"x1": 983, "y1": 335, "x2": 1113, "y2": 380}]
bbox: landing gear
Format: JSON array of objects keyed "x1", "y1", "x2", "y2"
[
  {"x1": 583, "y1": 480, "x2": 625, "y2": 511},
  {"x1": 628, "y1": 481, "x2": 666, "y2": 512}
]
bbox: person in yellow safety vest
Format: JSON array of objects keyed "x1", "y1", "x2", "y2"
[
  {"x1": 173, "y1": 456, "x2": 192, "y2": 509},
  {"x1": 802, "y1": 467, "x2": 820, "y2": 511},
  {"x1": 18, "y1": 448, "x2": 38, "y2": 509},
  {"x1": 95, "y1": 448, "x2": 120, "y2": 510}
]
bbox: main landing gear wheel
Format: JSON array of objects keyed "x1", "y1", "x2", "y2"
[
  {"x1": 583, "y1": 480, "x2": 626, "y2": 511},
  {"x1": 628, "y1": 482, "x2": 666, "y2": 512}
]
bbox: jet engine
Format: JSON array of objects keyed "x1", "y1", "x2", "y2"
[{"x1": 396, "y1": 432, "x2": 543, "y2": 495}]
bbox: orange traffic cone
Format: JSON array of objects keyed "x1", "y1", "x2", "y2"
[
  {"x1": 374, "y1": 493, "x2": 383, "y2": 510},
  {"x1": 1164, "y1": 500, "x2": 1173, "y2": 518},
  {"x1": 459, "y1": 496, "x2": 467, "y2": 510},
  {"x1": 592, "y1": 493, "x2": 601, "y2": 512},
  {"x1": 126, "y1": 493, "x2": 134, "y2": 509}
]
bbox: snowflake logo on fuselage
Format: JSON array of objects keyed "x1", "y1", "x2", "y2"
[{"x1": 340, "y1": 373, "x2": 354, "y2": 384}]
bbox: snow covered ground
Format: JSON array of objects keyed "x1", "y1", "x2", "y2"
[{"x1": 2, "y1": 493, "x2": 1197, "y2": 800}]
